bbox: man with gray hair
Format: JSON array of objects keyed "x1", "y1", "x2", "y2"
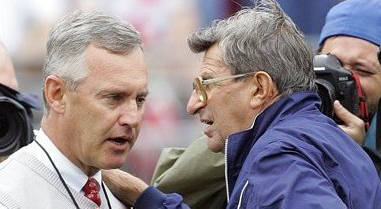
[
  {"x1": 0, "y1": 10, "x2": 148, "y2": 209},
  {"x1": 103, "y1": 0, "x2": 381, "y2": 208}
]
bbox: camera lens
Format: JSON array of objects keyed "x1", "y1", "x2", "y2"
[
  {"x1": 0, "y1": 97, "x2": 33, "y2": 156},
  {"x1": 0, "y1": 115, "x2": 9, "y2": 138}
]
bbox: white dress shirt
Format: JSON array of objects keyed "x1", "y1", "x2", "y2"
[{"x1": 24, "y1": 129, "x2": 126, "y2": 209}]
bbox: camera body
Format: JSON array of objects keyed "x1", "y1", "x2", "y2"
[
  {"x1": 313, "y1": 54, "x2": 360, "y2": 122},
  {"x1": 0, "y1": 83, "x2": 39, "y2": 156}
]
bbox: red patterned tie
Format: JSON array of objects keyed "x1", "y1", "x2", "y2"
[{"x1": 83, "y1": 178, "x2": 101, "y2": 207}]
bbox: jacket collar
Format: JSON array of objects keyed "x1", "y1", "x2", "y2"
[{"x1": 225, "y1": 91, "x2": 321, "y2": 195}]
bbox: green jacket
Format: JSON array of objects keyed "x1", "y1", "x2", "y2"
[{"x1": 151, "y1": 135, "x2": 226, "y2": 209}]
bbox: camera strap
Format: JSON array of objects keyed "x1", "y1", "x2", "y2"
[{"x1": 352, "y1": 73, "x2": 369, "y2": 131}]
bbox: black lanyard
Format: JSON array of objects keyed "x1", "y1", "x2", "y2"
[{"x1": 35, "y1": 140, "x2": 112, "y2": 209}]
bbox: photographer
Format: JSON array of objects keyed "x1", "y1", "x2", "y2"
[
  {"x1": 0, "y1": 41, "x2": 40, "y2": 162},
  {"x1": 318, "y1": 0, "x2": 381, "y2": 174}
]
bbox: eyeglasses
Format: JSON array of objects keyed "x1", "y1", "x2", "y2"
[{"x1": 193, "y1": 72, "x2": 255, "y2": 105}]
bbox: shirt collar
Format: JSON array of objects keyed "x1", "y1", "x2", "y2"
[{"x1": 34, "y1": 128, "x2": 102, "y2": 193}]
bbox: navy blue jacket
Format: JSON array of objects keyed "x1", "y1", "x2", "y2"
[{"x1": 135, "y1": 92, "x2": 381, "y2": 209}]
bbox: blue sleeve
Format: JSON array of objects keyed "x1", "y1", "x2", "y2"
[
  {"x1": 134, "y1": 186, "x2": 190, "y2": 209},
  {"x1": 245, "y1": 143, "x2": 348, "y2": 209}
]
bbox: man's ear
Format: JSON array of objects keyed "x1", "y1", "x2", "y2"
[
  {"x1": 249, "y1": 71, "x2": 277, "y2": 109},
  {"x1": 44, "y1": 75, "x2": 66, "y2": 114}
]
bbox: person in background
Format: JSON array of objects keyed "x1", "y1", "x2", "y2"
[
  {"x1": 0, "y1": 41, "x2": 40, "y2": 162},
  {"x1": 0, "y1": 10, "x2": 148, "y2": 209},
  {"x1": 103, "y1": 0, "x2": 381, "y2": 208},
  {"x1": 0, "y1": 41, "x2": 18, "y2": 91},
  {"x1": 0, "y1": 40, "x2": 19, "y2": 162},
  {"x1": 318, "y1": 0, "x2": 381, "y2": 173}
]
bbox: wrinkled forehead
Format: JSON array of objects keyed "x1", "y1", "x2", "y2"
[
  {"x1": 199, "y1": 45, "x2": 232, "y2": 76},
  {"x1": 199, "y1": 57, "x2": 232, "y2": 77}
]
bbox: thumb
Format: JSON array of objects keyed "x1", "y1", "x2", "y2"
[
  {"x1": 333, "y1": 100, "x2": 358, "y2": 125},
  {"x1": 333, "y1": 100, "x2": 365, "y2": 145}
]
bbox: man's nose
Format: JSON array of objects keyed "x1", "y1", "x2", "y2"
[
  {"x1": 118, "y1": 102, "x2": 142, "y2": 128},
  {"x1": 186, "y1": 90, "x2": 206, "y2": 115}
]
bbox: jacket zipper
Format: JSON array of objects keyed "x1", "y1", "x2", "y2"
[
  {"x1": 225, "y1": 138, "x2": 230, "y2": 203},
  {"x1": 237, "y1": 180, "x2": 249, "y2": 209},
  {"x1": 225, "y1": 112, "x2": 261, "y2": 206}
]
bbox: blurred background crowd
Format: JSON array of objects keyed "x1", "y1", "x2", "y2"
[{"x1": 0, "y1": 0, "x2": 344, "y2": 183}]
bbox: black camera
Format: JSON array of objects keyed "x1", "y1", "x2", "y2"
[
  {"x1": 0, "y1": 83, "x2": 40, "y2": 156},
  {"x1": 313, "y1": 54, "x2": 361, "y2": 123}
]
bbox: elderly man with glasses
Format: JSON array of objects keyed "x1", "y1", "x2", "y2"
[{"x1": 103, "y1": 0, "x2": 381, "y2": 208}]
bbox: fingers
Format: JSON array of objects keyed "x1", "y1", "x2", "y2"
[
  {"x1": 102, "y1": 169, "x2": 149, "y2": 206},
  {"x1": 334, "y1": 101, "x2": 359, "y2": 125},
  {"x1": 334, "y1": 100, "x2": 365, "y2": 145}
]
